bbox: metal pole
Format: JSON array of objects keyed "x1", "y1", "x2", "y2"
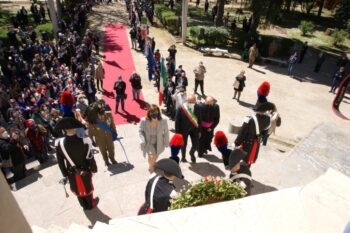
[{"x1": 181, "y1": 0, "x2": 188, "y2": 44}]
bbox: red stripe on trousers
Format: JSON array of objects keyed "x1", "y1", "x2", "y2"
[
  {"x1": 75, "y1": 173, "x2": 87, "y2": 197},
  {"x1": 248, "y1": 140, "x2": 258, "y2": 165}
]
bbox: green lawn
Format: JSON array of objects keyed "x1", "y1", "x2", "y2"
[
  {"x1": 287, "y1": 28, "x2": 350, "y2": 54},
  {"x1": 0, "y1": 8, "x2": 54, "y2": 44}
]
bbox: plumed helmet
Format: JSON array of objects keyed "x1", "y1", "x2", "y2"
[{"x1": 257, "y1": 81, "x2": 270, "y2": 97}]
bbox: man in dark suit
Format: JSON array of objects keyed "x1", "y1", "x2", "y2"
[
  {"x1": 198, "y1": 96, "x2": 220, "y2": 157},
  {"x1": 175, "y1": 95, "x2": 200, "y2": 163},
  {"x1": 113, "y1": 75, "x2": 126, "y2": 113}
]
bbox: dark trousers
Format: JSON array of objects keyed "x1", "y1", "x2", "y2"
[
  {"x1": 11, "y1": 163, "x2": 26, "y2": 182},
  {"x1": 86, "y1": 93, "x2": 96, "y2": 105},
  {"x1": 181, "y1": 129, "x2": 198, "y2": 158},
  {"x1": 194, "y1": 79, "x2": 204, "y2": 95},
  {"x1": 330, "y1": 79, "x2": 340, "y2": 93},
  {"x1": 78, "y1": 194, "x2": 94, "y2": 210},
  {"x1": 115, "y1": 95, "x2": 125, "y2": 112},
  {"x1": 314, "y1": 63, "x2": 322, "y2": 73},
  {"x1": 198, "y1": 128, "x2": 214, "y2": 156}
]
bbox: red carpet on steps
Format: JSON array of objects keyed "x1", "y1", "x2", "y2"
[{"x1": 103, "y1": 24, "x2": 147, "y2": 125}]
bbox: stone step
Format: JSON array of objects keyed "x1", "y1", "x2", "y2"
[
  {"x1": 31, "y1": 225, "x2": 48, "y2": 233},
  {"x1": 66, "y1": 223, "x2": 90, "y2": 233},
  {"x1": 91, "y1": 221, "x2": 110, "y2": 233},
  {"x1": 47, "y1": 224, "x2": 66, "y2": 233}
]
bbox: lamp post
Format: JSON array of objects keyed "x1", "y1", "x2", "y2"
[{"x1": 181, "y1": 0, "x2": 188, "y2": 44}]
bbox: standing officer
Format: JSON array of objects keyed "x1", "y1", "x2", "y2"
[
  {"x1": 175, "y1": 94, "x2": 200, "y2": 163},
  {"x1": 234, "y1": 102, "x2": 273, "y2": 167},
  {"x1": 88, "y1": 99, "x2": 118, "y2": 166},
  {"x1": 55, "y1": 117, "x2": 99, "y2": 210}
]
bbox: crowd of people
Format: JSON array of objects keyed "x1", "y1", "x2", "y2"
[
  {"x1": 0, "y1": 2, "x2": 101, "y2": 184},
  {"x1": 1, "y1": 0, "x2": 347, "y2": 216}
]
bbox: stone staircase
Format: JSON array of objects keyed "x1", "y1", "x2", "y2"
[{"x1": 31, "y1": 168, "x2": 350, "y2": 233}]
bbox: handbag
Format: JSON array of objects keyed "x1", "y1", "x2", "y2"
[{"x1": 233, "y1": 80, "x2": 240, "y2": 89}]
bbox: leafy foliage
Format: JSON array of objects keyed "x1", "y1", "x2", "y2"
[
  {"x1": 298, "y1": 20, "x2": 315, "y2": 36},
  {"x1": 170, "y1": 176, "x2": 246, "y2": 210},
  {"x1": 331, "y1": 29, "x2": 349, "y2": 46},
  {"x1": 335, "y1": 0, "x2": 350, "y2": 27},
  {"x1": 188, "y1": 26, "x2": 229, "y2": 46},
  {"x1": 154, "y1": 4, "x2": 179, "y2": 34}
]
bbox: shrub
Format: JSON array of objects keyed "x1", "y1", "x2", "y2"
[
  {"x1": 188, "y1": 7, "x2": 211, "y2": 21},
  {"x1": 170, "y1": 176, "x2": 246, "y2": 210},
  {"x1": 298, "y1": 20, "x2": 315, "y2": 36},
  {"x1": 188, "y1": 26, "x2": 229, "y2": 46},
  {"x1": 332, "y1": 29, "x2": 349, "y2": 46},
  {"x1": 164, "y1": 15, "x2": 179, "y2": 34},
  {"x1": 35, "y1": 22, "x2": 54, "y2": 40}
]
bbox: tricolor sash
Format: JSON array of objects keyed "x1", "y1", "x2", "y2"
[{"x1": 181, "y1": 103, "x2": 198, "y2": 128}]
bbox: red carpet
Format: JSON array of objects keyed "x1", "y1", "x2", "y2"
[{"x1": 103, "y1": 24, "x2": 147, "y2": 125}]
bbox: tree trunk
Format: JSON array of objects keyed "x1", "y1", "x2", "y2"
[
  {"x1": 250, "y1": 0, "x2": 262, "y2": 33},
  {"x1": 215, "y1": 0, "x2": 225, "y2": 26},
  {"x1": 317, "y1": 0, "x2": 325, "y2": 17},
  {"x1": 285, "y1": 0, "x2": 292, "y2": 12}
]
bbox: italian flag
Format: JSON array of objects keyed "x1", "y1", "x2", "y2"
[{"x1": 159, "y1": 57, "x2": 168, "y2": 106}]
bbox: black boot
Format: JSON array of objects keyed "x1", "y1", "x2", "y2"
[{"x1": 181, "y1": 156, "x2": 188, "y2": 163}]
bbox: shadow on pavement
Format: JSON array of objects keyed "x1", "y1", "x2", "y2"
[
  {"x1": 10, "y1": 158, "x2": 57, "y2": 191},
  {"x1": 250, "y1": 180, "x2": 278, "y2": 195},
  {"x1": 189, "y1": 162, "x2": 225, "y2": 177},
  {"x1": 249, "y1": 67, "x2": 266, "y2": 74},
  {"x1": 238, "y1": 100, "x2": 255, "y2": 109},
  {"x1": 108, "y1": 163, "x2": 134, "y2": 176},
  {"x1": 202, "y1": 154, "x2": 222, "y2": 163},
  {"x1": 84, "y1": 207, "x2": 111, "y2": 229},
  {"x1": 118, "y1": 110, "x2": 140, "y2": 124},
  {"x1": 11, "y1": 172, "x2": 43, "y2": 191}
]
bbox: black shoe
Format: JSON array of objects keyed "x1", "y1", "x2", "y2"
[
  {"x1": 105, "y1": 161, "x2": 111, "y2": 166},
  {"x1": 111, "y1": 159, "x2": 118, "y2": 164},
  {"x1": 181, "y1": 157, "x2": 188, "y2": 163},
  {"x1": 92, "y1": 197, "x2": 99, "y2": 208},
  {"x1": 190, "y1": 154, "x2": 196, "y2": 163},
  {"x1": 198, "y1": 154, "x2": 203, "y2": 158}
]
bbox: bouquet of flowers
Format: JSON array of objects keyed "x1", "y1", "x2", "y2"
[{"x1": 170, "y1": 176, "x2": 247, "y2": 210}]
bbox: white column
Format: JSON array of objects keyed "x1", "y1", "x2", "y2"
[
  {"x1": 181, "y1": 0, "x2": 188, "y2": 44},
  {"x1": 47, "y1": 0, "x2": 59, "y2": 35}
]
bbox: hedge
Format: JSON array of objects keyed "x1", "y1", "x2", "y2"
[
  {"x1": 189, "y1": 26, "x2": 229, "y2": 46},
  {"x1": 155, "y1": 4, "x2": 179, "y2": 35}
]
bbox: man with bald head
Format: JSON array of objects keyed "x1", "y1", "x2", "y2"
[
  {"x1": 198, "y1": 96, "x2": 220, "y2": 157},
  {"x1": 175, "y1": 94, "x2": 200, "y2": 163}
]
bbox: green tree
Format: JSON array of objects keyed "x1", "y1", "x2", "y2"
[
  {"x1": 332, "y1": 29, "x2": 348, "y2": 46},
  {"x1": 335, "y1": 0, "x2": 350, "y2": 28},
  {"x1": 298, "y1": 20, "x2": 315, "y2": 36}
]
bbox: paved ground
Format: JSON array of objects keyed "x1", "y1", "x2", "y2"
[{"x1": 10, "y1": 2, "x2": 350, "y2": 229}]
